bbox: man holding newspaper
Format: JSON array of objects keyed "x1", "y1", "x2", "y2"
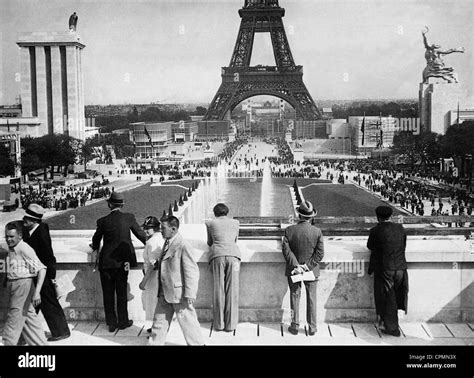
[{"x1": 282, "y1": 200, "x2": 324, "y2": 336}]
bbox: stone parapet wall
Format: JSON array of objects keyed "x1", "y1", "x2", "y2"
[{"x1": 1, "y1": 225, "x2": 472, "y2": 322}]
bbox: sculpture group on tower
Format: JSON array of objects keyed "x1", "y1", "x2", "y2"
[{"x1": 422, "y1": 26, "x2": 465, "y2": 84}]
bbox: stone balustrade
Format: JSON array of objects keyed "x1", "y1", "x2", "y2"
[{"x1": 1, "y1": 224, "x2": 473, "y2": 323}]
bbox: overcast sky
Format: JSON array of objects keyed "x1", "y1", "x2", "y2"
[{"x1": 1, "y1": 0, "x2": 473, "y2": 106}]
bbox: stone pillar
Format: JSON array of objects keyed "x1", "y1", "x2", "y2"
[
  {"x1": 19, "y1": 48, "x2": 33, "y2": 117},
  {"x1": 35, "y1": 46, "x2": 49, "y2": 136},
  {"x1": 17, "y1": 32, "x2": 86, "y2": 140},
  {"x1": 419, "y1": 83, "x2": 430, "y2": 132},
  {"x1": 51, "y1": 46, "x2": 64, "y2": 134},
  {"x1": 78, "y1": 48, "x2": 85, "y2": 141},
  {"x1": 66, "y1": 46, "x2": 79, "y2": 139}
]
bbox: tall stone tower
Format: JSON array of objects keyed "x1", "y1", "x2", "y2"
[{"x1": 16, "y1": 31, "x2": 86, "y2": 140}]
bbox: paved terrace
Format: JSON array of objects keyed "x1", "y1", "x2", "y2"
[{"x1": 1, "y1": 320, "x2": 473, "y2": 346}]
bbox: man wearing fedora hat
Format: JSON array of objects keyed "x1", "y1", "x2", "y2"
[
  {"x1": 367, "y1": 205, "x2": 408, "y2": 337},
  {"x1": 282, "y1": 200, "x2": 324, "y2": 336},
  {"x1": 23, "y1": 203, "x2": 71, "y2": 342},
  {"x1": 91, "y1": 191, "x2": 147, "y2": 332}
]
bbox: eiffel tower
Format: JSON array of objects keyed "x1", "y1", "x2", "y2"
[{"x1": 204, "y1": 0, "x2": 321, "y2": 121}]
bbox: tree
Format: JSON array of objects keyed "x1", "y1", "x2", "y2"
[
  {"x1": 441, "y1": 121, "x2": 474, "y2": 159},
  {"x1": 86, "y1": 133, "x2": 134, "y2": 160},
  {"x1": 140, "y1": 107, "x2": 164, "y2": 122},
  {"x1": 391, "y1": 130, "x2": 441, "y2": 168},
  {"x1": 22, "y1": 134, "x2": 77, "y2": 179},
  {"x1": 39, "y1": 134, "x2": 77, "y2": 178},
  {"x1": 440, "y1": 122, "x2": 474, "y2": 178},
  {"x1": 21, "y1": 137, "x2": 44, "y2": 176},
  {"x1": 95, "y1": 115, "x2": 129, "y2": 132},
  {"x1": 79, "y1": 137, "x2": 97, "y2": 171},
  {"x1": 195, "y1": 106, "x2": 207, "y2": 115},
  {"x1": 127, "y1": 106, "x2": 140, "y2": 123}
]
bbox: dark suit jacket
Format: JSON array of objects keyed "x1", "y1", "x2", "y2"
[
  {"x1": 24, "y1": 223, "x2": 57, "y2": 280},
  {"x1": 282, "y1": 220, "x2": 324, "y2": 277},
  {"x1": 367, "y1": 221, "x2": 407, "y2": 273},
  {"x1": 91, "y1": 210, "x2": 146, "y2": 269}
]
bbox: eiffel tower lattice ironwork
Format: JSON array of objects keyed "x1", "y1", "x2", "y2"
[{"x1": 204, "y1": 0, "x2": 321, "y2": 121}]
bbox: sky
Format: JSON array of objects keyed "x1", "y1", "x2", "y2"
[{"x1": 1, "y1": 0, "x2": 473, "y2": 106}]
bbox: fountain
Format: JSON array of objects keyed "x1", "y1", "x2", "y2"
[
  {"x1": 260, "y1": 158, "x2": 274, "y2": 216},
  {"x1": 181, "y1": 142, "x2": 294, "y2": 220}
]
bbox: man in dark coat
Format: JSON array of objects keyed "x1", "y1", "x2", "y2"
[
  {"x1": 367, "y1": 205, "x2": 408, "y2": 337},
  {"x1": 91, "y1": 192, "x2": 146, "y2": 332},
  {"x1": 23, "y1": 203, "x2": 71, "y2": 342},
  {"x1": 282, "y1": 200, "x2": 324, "y2": 336}
]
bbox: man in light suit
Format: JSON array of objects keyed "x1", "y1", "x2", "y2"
[
  {"x1": 205, "y1": 203, "x2": 240, "y2": 332},
  {"x1": 91, "y1": 192, "x2": 147, "y2": 332},
  {"x1": 282, "y1": 200, "x2": 324, "y2": 336},
  {"x1": 148, "y1": 216, "x2": 204, "y2": 345}
]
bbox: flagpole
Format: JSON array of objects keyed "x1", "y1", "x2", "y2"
[
  {"x1": 457, "y1": 102, "x2": 460, "y2": 126},
  {"x1": 379, "y1": 112, "x2": 382, "y2": 161}
]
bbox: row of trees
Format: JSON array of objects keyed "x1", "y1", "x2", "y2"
[
  {"x1": 2, "y1": 133, "x2": 133, "y2": 180},
  {"x1": 83, "y1": 134, "x2": 134, "y2": 164},
  {"x1": 21, "y1": 134, "x2": 79, "y2": 179},
  {"x1": 96, "y1": 106, "x2": 205, "y2": 133},
  {"x1": 391, "y1": 121, "x2": 474, "y2": 169},
  {"x1": 332, "y1": 101, "x2": 418, "y2": 119}
]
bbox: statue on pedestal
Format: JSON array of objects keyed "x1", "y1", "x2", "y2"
[
  {"x1": 69, "y1": 12, "x2": 78, "y2": 32},
  {"x1": 422, "y1": 26, "x2": 464, "y2": 83}
]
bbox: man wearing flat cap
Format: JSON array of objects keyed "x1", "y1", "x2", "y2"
[
  {"x1": 23, "y1": 203, "x2": 70, "y2": 341},
  {"x1": 282, "y1": 200, "x2": 324, "y2": 336},
  {"x1": 367, "y1": 205, "x2": 408, "y2": 337},
  {"x1": 91, "y1": 192, "x2": 147, "y2": 332}
]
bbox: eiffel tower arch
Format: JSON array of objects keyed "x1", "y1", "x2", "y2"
[{"x1": 204, "y1": 0, "x2": 321, "y2": 121}]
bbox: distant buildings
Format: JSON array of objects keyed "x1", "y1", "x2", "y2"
[
  {"x1": 447, "y1": 108, "x2": 474, "y2": 126},
  {"x1": 347, "y1": 116, "x2": 420, "y2": 156},
  {"x1": 196, "y1": 120, "x2": 232, "y2": 139},
  {"x1": 129, "y1": 121, "x2": 198, "y2": 158}
]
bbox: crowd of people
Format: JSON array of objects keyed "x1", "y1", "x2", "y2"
[
  {"x1": 258, "y1": 153, "x2": 473, "y2": 219},
  {"x1": 218, "y1": 136, "x2": 249, "y2": 162},
  {"x1": 266, "y1": 137, "x2": 294, "y2": 165},
  {"x1": 15, "y1": 181, "x2": 113, "y2": 212}
]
